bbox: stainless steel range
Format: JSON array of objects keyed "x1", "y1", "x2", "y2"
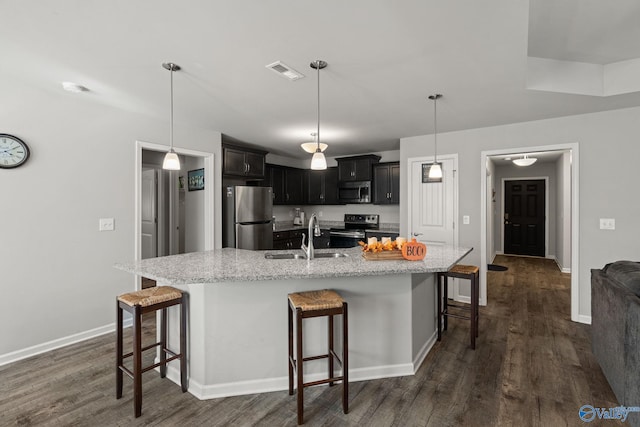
[{"x1": 329, "y1": 214, "x2": 379, "y2": 248}]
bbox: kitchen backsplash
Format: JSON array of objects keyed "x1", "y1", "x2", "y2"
[{"x1": 272, "y1": 204, "x2": 400, "y2": 225}]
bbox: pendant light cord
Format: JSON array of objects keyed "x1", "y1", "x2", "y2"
[
  {"x1": 170, "y1": 66, "x2": 174, "y2": 151},
  {"x1": 433, "y1": 95, "x2": 437, "y2": 163},
  {"x1": 316, "y1": 60, "x2": 320, "y2": 152}
]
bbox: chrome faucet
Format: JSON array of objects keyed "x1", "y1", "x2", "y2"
[{"x1": 301, "y1": 213, "x2": 322, "y2": 259}]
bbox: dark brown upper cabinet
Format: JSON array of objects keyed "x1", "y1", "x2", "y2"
[
  {"x1": 266, "y1": 164, "x2": 307, "y2": 205},
  {"x1": 336, "y1": 154, "x2": 381, "y2": 182},
  {"x1": 307, "y1": 167, "x2": 340, "y2": 205},
  {"x1": 222, "y1": 144, "x2": 267, "y2": 179},
  {"x1": 373, "y1": 162, "x2": 400, "y2": 205}
]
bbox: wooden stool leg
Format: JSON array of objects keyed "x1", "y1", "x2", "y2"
[
  {"x1": 160, "y1": 307, "x2": 167, "y2": 378},
  {"x1": 133, "y1": 305, "x2": 143, "y2": 418},
  {"x1": 436, "y1": 273, "x2": 442, "y2": 341},
  {"x1": 180, "y1": 294, "x2": 188, "y2": 392},
  {"x1": 288, "y1": 303, "x2": 294, "y2": 396},
  {"x1": 116, "y1": 301, "x2": 123, "y2": 399},
  {"x1": 342, "y1": 303, "x2": 349, "y2": 415},
  {"x1": 328, "y1": 314, "x2": 334, "y2": 387},
  {"x1": 475, "y1": 272, "x2": 480, "y2": 338},
  {"x1": 443, "y1": 275, "x2": 449, "y2": 331},
  {"x1": 296, "y1": 308, "x2": 304, "y2": 425},
  {"x1": 470, "y1": 274, "x2": 477, "y2": 350}
]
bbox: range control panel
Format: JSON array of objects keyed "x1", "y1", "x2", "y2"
[{"x1": 344, "y1": 214, "x2": 379, "y2": 228}]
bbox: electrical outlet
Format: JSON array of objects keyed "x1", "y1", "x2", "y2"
[
  {"x1": 319, "y1": 211, "x2": 323, "y2": 217},
  {"x1": 463, "y1": 215, "x2": 470, "y2": 225},
  {"x1": 99, "y1": 218, "x2": 115, "y2": 231},
  {"x1": 599, "y1": 218, "x2": 615, "y2": 230}
]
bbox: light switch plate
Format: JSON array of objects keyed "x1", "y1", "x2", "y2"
[
  {"x1": 99, "y1": 218, "x2": 115, "y2": 231},
  {"x1": 599, "y1": 218, "x2": 615, "y2": 230},
  {"x1": 463, "y1": 215, "x2": 470, "y2": 225}
]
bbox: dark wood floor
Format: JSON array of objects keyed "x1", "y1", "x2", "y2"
[{"x1": 0, "y1": 256, "x2": 619, "y2": 426}]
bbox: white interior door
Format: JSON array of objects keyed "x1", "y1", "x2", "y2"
[
  {"x1": 409, "y1": 155, "x2": 462, "y2": 300},
  {"x1": 141, "y1": 167, "x2": 157, "y2": 259},
  {"x1": 410, "y1": 157, "x2": 457, "y2": 246}
]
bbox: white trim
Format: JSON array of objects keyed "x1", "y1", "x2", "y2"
[
  {"x1": 164, "y1": 360, "x2": 416, "y2": 400},
  {"x1": 135, "y1": 141, "x2": 215, "y2": 289},
  {"x1": 500, "y1": 176, "x2": 549, "y2": 257},
  {"x1": 578, "y1": 315, "x2": 591, "y2": 325},
  {"x1": 412, "y1": 331, "x2": 438, "y2": 372},
  {"x1": 0, "y1": 319, "x2": 132, "y2": 367},
  {"x1": 480, "y1": 143, "x2": 580, "y2": 322}
]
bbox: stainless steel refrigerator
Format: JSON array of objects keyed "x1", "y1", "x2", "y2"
[{"x1": 222, "y1": 186, "x2": 273, "y2": 250}]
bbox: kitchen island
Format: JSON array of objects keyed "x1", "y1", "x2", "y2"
[{"x1": 115, "y1": 245, "x2": 472, "y2": 400}]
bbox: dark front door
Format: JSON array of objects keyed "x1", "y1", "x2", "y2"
[{"x1": 504, "y1": 179, "x2": 545, "y2": 257}]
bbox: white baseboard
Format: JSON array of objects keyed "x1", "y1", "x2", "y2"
[
  {"x1": 577, "y1": 315, "x2": 592, "y2": 325},
  {"x1": 0, "y1": 319, "x2": 132, "y2": 367},
  {"x1": 164, "y1": 359, "x2": 417, "y2": 400},
  {"x1": 412, "y1": 331, "x2": 438, "y2": 371}
]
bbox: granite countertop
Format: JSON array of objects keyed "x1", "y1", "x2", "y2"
[{"x1": 115, "y1": 245, "x2": 472, "y2": 285}]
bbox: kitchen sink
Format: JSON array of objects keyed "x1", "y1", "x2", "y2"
[
  {"x1": 264, "y1": 253, "x2": 306, "y2": 260},
  {"x1": 264, "y1": 252, "x2": 348, "y2": 260},
  {"x1": 313, "y1": 252, "x2": 349, "y2": 258}
]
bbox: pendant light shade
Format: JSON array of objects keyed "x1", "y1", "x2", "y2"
[
  {"x1": 428, "y1": 94, "x2": 443, "y2": 179},
  {"x1": 301, "y1": 133, "x2": 328, "y2": 153},
  {"x1": 162, "y1": 62, "x2": 181, "y2": 171},
  {"x1": 513, "y1": 154, "x2": 537, "y2": 167},
  {"x1": 309, "y1": 60, "x2": 328, "y2": 170}
]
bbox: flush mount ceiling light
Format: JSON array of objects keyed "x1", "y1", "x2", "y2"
[
  {"x1": 309, "y1": 60, "x2": 327, "y2": 170},
  {"x1": 428, "y1": 94, "x2": 443, "y2": 179},
  {"x1": 61, "y1": 81, "x2": 89, "y2": 93},
  {"x1": 162, "y1": 62, "x2": 181, "y2": 171},
  {"x1": 265, "y1": 61, "x2": 305, "y2": 81},
  {"x1": 513, "y1": 154, "x2": 537, "y2": 167},
  {"x1": 300, "y1": 133, "x2": 328, "y2": 153}
]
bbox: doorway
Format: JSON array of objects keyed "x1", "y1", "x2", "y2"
[
  {"x1": 503, "y1": 179, "x2": 546, "y2": 257},
  {"x1": 480, "y1": 143, "x2": 582, "y2": 323},
  {"x1": 134, "y1": 140, "x2": 215, "y2": 290}
]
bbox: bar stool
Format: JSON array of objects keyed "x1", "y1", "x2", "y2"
[
  {"x1": 437, "y1": 265, "x2": 480, "y2": 349},
  {"x1": 288, "y1": 289, "x2": 348, "y2": 425},
  {"x1": 116, "y1": 286, "x2": 187, "y2": 417}
]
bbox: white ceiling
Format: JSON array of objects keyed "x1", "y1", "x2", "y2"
[{"x1": 2, "y1": 0, "x2": 640, "y2": 159}]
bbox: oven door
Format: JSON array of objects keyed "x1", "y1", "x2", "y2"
[{"x1": 329, "y1": 229, "x2": 365, "y2": 248}]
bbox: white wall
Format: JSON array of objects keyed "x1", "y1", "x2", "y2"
[
  {"x1": 184, "y1": 156, "x2": 206, "y2": 253},
  {"x1": 400, "y1": 106, "x2": 640, "y2": 320},
  {"x1": 1, "y1": 78, "x2": 221, "y2": 361}
]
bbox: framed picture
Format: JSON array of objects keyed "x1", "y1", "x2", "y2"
[
  {"x1": 188, "y1": 168, "x2": 205, "y2": 191},
  {"x1": 422, "y1": 163, "x2": 443, "y2": 183}
]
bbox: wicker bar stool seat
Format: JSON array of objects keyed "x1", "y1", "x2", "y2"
[
  {"x1": 116, "y1": 286, "x2": 187, "y2": 417},
  {"x1": 437, "y1": 264, "x2": 480, "y2": 349},
  {"x1": 288, "y1": 289, "x2": 348, "y2": 425}
]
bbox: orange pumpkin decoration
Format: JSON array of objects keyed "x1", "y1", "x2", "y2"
[{"x1": 401, "y1": 238, "x2": 427, "y2": 261}]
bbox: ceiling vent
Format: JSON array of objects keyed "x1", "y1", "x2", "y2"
[{"x1": 265, "y1": 61, "x2": 305, "y2": 81}]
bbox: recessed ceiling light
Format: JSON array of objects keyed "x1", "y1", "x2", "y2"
[
  {"x1": 62, "y1": 81, "x2": 89, "y2": 93},
  {"x1": 265, "y1": 61, "x2": 305, "y2": 81}
]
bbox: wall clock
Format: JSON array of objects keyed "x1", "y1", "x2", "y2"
[{"x1": 0, "y1": 134, "x2": 30, "y2": 169}]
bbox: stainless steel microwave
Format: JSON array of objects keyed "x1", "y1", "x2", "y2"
[{"x1": 338, "y1": 181, "x2": 371, "y2": 204}]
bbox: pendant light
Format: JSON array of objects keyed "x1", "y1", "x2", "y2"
[
  {"x1": 428, "y1": 94, "x2": 443, "y2": 179},
  {"x1": 162, "y1": 62, "x2": 181, "y2": 170},
  {"x1": 310, "y1": 60, "x2": 327, "y2": 170},
  {"x1": 513, "y1": 154, "x2": 537, "y2": 167},
  {"x1": 301, "y1": 133, "x2": 328, "y2": 153}
]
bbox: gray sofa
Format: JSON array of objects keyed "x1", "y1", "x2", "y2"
[{"x1": 592, "y1": 261, "x2": 640, "y2": 417}]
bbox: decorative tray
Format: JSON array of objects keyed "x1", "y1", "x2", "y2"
[{"x1": 362, "y1": 250, "x2": 406, "y2": 261}]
